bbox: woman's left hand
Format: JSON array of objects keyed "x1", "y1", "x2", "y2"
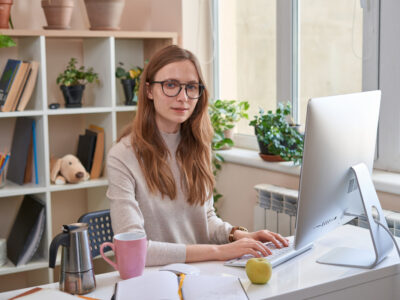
[{"x1": 234, "y1": 230, "x2": 289, "y2": 249}]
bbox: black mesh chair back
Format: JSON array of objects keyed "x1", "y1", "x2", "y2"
[{"x1": 78, "y1": 209, "x2": 114, "y2": 258}]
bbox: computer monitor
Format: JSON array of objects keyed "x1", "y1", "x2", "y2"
[{"x1": 294, "y1": 90, "x2": 393, "y2": 268}]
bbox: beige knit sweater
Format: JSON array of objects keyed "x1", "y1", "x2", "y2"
[{"x1": 106, "y1": 131, "x2": 233, "y2": 266}]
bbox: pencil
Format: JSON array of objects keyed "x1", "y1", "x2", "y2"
[{"x1": 0, "y1": 153, "x2": 10, "y2": 176}]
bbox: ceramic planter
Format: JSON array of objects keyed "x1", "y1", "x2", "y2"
[
  {"x1": 121, "y1": 79, "x2": 136, "y2": 106},
  {"x1": 84, "y1": 0, "x2": 125, "y2": 30},
  {"x1": 0, "y1": 0, "x2": 12, "y2": 29},
  {"x1": 60, "y1": 85, "x2": 85, "y2": 108},
  {"x1": 41, "y1": 0, "x2": 74, "y2": 30}
]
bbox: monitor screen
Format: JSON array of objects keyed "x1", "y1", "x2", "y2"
[{"x1": 294, "y1": 90, "x2": 381, "y2": 251}]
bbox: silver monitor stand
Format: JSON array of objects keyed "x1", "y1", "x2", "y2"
[{"x1": 317, "y1": 163, "x2": 393, "y2": 269}]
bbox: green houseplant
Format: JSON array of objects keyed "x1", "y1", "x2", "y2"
[
  {"x1": 209, "y1": 99, "x2": 250, "y2": 211},
  {"x1": 115, "y1": 62, "x2": 143, "y2": 105},
  {"x1": 209, "y1": 99, "x2": 250, "y2": 150},
  {"x1": 249, "y1": 102, "x2": 303, "y2": 164},
  {"x1": 57, "y1": 58, "x2": 99, "y2": 108}
]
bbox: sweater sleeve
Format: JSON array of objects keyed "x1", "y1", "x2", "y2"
[
  {"x1": 206, "y1": 195, "x2": 233, "y2": 244},
  {"x1": 106, "y1": 147, "x2": 186, "y2": 266}
]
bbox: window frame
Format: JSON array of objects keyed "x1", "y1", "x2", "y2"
[{"x1": 214, "y1": 0, "x2": 387, "y2": 169}]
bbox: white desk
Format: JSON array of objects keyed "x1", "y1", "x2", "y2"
[{"x1": 1, "y1": 225, "x2": 400, "y2": 300}]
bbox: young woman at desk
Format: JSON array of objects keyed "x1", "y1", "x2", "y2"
[{"x1": 106, "y1": 45, "x2": 288, "y2": 266}]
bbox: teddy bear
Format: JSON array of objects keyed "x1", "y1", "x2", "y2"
[{"x1": 50, "y1": 154, "x2": 90, "y2": 184}]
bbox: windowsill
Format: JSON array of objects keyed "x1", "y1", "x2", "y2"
[{"x1": 218, "y1": 148, "x2": 400, "y2": 196}]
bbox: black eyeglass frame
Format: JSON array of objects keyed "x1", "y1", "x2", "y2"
[{"x1": 150, "y1": 80, "x2": 204, "y2": 99}]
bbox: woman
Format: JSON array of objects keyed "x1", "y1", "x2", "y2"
[{"x1": 106, "y1": 45, "x2": 288, "y2": 266}]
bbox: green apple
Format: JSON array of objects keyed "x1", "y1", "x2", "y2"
[{"x1": 245, "y1": 257, "x2": 272, "y2": 284}]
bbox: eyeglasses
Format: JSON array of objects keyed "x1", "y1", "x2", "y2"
[{"x1": 150, "y1": 80, "x2": 204, "y2": 99}]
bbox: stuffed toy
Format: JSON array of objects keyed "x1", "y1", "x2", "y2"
[{"x1": 50, "y1": 154, "x2": 90, "y2": 184}]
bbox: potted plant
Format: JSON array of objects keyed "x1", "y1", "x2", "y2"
[
  {"x1": 84, "y1": 0, "x2": 125, "y2": 30},
  {"x1": 115, "y1": 62, "x2": 143, "y2": 106},
  {"x1": 41, "y1": 0, "x2": 74, "y2": 30},
  {"x1": 249, "y1": 102, "x2": 303, "y2": 164},
  {"x1": 209, "y1": 99, "x2": 249, "y2": 214},
  {"x1": 0, "y1": 0, "x2": 12, "y2": 29},
  {"x1": 209, "y1": 99, "x2": 250, "y2": 150},
  {"x1": 57, "y1": 58, "x2": 99, "y2": 108}
]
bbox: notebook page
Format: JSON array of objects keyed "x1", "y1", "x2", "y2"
[
  {"x1": 116, "y1": 271, "x2": 180, "y2": 300},
  {"x1": 182, "y1": 275, "x2": 248, "y2": 300}
]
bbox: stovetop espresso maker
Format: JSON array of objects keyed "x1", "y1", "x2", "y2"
[{"x1": 49, "y1": 223, "x2": 96, "y2": 295}]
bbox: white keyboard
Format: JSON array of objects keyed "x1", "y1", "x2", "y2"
[{"x1": 224, "y1": 236, "x2": 313, "y2": 268}]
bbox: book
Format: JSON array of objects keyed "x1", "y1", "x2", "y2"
[
  {"x1": 16, "y1": 61, "x2": 40, "y2": 111},
  {"x1": 113, "y1": 271, "x2": 248, "y2": 300},
  {"x1": 7, "y1": 194, "x2": 45, "y2": 266},
  {"x1": 11, "y1": 62, "x2": 31, "y2": 111},
  {"x1": 88, "y1": 124, "x2": 104, "y2": 179},
  {"x1": 32, "y1": 119, "x2": 39, "y2": 184},
  {"x1": 8, "y1": 287, "x2": 99, "y2": 299},
  {"x1": 76, "y1": 131, "x2": 97, "y2": 173},
  {"x1": 24, "y1": 119, "x2": 39, "y2": 184},
  {"x1": 2, "y1": 61, "x2": 30, "y2": 112},
  {"x1": 0, "y1": 59, "x2": 21, "y2": 107},
  {"x1": 7, "y1": 117, "x2": 34, "y2": 185}
]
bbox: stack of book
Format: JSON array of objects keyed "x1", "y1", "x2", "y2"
[
  {"x1": 76, "y1": 124, "x2": 104, "y2": 179},
  {"x1": 0, "y1": 59, "x2": 40, "y2": 112}
]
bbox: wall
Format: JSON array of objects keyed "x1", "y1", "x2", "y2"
[
  {"x1": 216, "y1": 162, "x2": 400, "y2": 231},
  {"x1": 11, "y1": 0, "x2": 182, "y2": 36}
]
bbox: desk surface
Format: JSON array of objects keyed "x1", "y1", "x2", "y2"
[{"x1": 1, "y1": 225, "x2": 400, "y2": 300}]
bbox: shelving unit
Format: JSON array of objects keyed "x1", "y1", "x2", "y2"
[{"x1": 0, "y1": 29, "x2": 177, "y2": 292}]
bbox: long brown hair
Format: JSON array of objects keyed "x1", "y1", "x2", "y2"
[{"x1": 119, "y1": 45, "x2": 214, "y2": 206}]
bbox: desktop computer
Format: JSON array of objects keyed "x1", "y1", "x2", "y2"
[{"x1": 226, "y1": 90, "x2": 396, "y2": 269}]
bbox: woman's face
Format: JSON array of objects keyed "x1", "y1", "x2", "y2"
[{"x1": 147, "y1": 60, "x2": 200, "y2": 133}]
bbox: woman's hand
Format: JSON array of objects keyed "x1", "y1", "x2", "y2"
[
  {"x1": 234, "y1": 229, "x2": 289, "y2": 249},
  {"x1": 214, "y1": 238, "x2": 273, "y2": 261}
]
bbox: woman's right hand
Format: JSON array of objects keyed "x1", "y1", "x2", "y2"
[{"x1": 214, "y1": 238, "x2": 273, "y2": 261}]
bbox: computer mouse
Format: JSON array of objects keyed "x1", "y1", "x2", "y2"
[{"x1": 159, "y1": 263, "x2": 200, "y2": 275}]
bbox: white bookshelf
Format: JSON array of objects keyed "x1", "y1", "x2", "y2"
[{"x1": 0, "y1": 29, "x2": 177, "y2": 290}]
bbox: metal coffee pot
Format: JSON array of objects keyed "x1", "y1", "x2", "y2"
[{"x1": 49, "y1": 223, "x2": 96, "y2": 295}]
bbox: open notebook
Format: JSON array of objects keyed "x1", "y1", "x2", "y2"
[{"x1": 114, "y1": 271, "x2": 248, "y2": 300}]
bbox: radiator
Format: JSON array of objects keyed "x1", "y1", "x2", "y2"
[{"x1": 254, "y1": 183, "x2": 400, "y2": 237}]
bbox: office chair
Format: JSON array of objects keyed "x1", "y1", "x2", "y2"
[{"x1": 78, "y1": 209, "x2": 114, "y2": 258}]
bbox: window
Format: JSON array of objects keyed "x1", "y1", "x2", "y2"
[
  {"x1": 217, "y1": 0, "x2": 277, "y2": 136},
  {"x1": 299, "y1": 0, "x2": 363, "y2": 125},
  {"x1": 216, "y1": 1, "x2": 400, "y2": 172}
]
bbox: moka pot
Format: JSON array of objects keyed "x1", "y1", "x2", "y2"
[{"x1": 49, "y1": 223, "x2": 96, "y2": 295}]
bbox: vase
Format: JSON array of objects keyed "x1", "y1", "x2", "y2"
[
  {"x1": 60, "y1": 85, "x2": 85, "y2": 108},
  {"x1": 41, "y1": 0, "x2": 74, "y2": 30},
  {"x1": 121, "y1": 79, "x2": 136, "y2": 106},
  {"x1": 0, "y1": 0, "x2": 12, "y2": 29},
  {"x1": 84, "y1": 0, "x2": 125, "y2": 30}
]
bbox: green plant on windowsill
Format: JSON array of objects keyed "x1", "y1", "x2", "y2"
[
  {"x1": 209, "y1": 99, "x2": 250, "y2": 213},
  {"x1": 209, "y1": 99, "x2": 250, "y2": 150},
  {"x1": 249, "y1": 102, "x2": 304, "y2": 164}
]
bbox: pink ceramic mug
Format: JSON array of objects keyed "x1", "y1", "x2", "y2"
[{"x1": 100, "y1": 232, "x2": 147, "y2": 280}]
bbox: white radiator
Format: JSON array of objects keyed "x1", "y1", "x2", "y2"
[{"x1": 254, "y1": 183, "x2": 400, "y2": 237}]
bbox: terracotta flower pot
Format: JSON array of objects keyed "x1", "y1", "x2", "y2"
[
  {"x1": 84, "y1": 0, "x2": 125, "y2": 30},
  {"x1": 41, "y1": 0, "x2": 74, "y2": 30},
  {"x1": 0, "y1": 0, "x2": 12, "y2": 29}
]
